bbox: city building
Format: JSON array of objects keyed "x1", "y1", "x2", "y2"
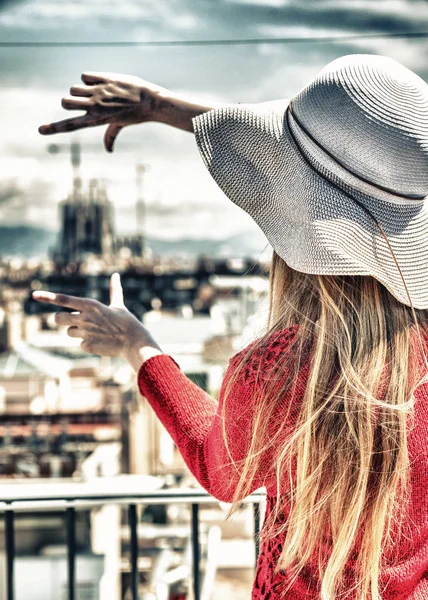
[{"x1": 0, "y1": 141, "x2": 271, "y2": 599}]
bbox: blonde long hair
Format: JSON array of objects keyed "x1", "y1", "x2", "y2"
[{"x1": 221, "y1": 250, "x2": 428, "y2": 599}]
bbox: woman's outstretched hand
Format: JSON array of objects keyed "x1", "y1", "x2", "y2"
[
  {"x1": 32, "y1": 273, "x2": 164, "y2": 371},
  {"x1": 38, "y1": 72, "x2": 217, "y2": 152},
  {"x1": 38, "y1": 72, "x2": 169, "y2": 152}
]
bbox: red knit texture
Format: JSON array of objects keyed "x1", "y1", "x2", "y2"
[{"x1": 137, "y1": 325, "x2": 428, "y2": 599}]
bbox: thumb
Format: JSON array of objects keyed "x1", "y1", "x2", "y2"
[
  {"x1": 110, "y1": 272, "x2": 124, "y2": 307},
  {"x1": 104, "y1": 123, "x2": 123, "y2": 153}
]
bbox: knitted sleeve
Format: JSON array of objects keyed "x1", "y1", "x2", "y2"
[
  {"x1": 136, "y1": 352, "x2": 261, "y2": 502},
  {"x1": 137, "y1": 326, "x2": 300, "y2": 503}
]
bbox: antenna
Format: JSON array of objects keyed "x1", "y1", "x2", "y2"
[
  {"x1": 136, "y1": 162, "x2": 146, "y2": 251},
  {"x1": 70, "y1": 141, "x2": 81, "y2": 200},
  {"x1": 48, "y1": 140, "x2": 82, "y2": 200}
]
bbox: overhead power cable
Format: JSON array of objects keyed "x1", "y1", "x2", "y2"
[{"x1": 1, "y1": 30, "x2": 428, "y2": 48}]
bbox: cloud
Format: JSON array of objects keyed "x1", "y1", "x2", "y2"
[
  {"x1": 209, "y1": 0, "x2": 428, "y2": 39},
  {"x1": 238, "y1": 2, "x2": 428, "y2": 33},
  {"x1": 1, "y1": 0, "x2": 427, "y2": 38},
  {"x1": 1, "y1": 0, "x2": 428, "y2": 240},
  {"x1": 0, "y1": 180, "x2": 23, "y2": 206},
  {"x1": 0, "y1": 0, "x2": 25, "y2": 9},
  {"x1": 350, "y1": 36, "x2": 428, "y2": 75},
  {"x1": 0, "y1": 0, "x2": 199, "y2": 31},
  {"x1": 0, "y1": 176, "x2": 56, "y2": 228},
  {"x1": 227, "y1": 0, "x2": 290, "y2": 6}
]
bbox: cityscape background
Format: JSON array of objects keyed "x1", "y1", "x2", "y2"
[
  {"x1": 1, "y1": 0, "x2": 428, "y2": 599},
  {"x1": 2, "y1": 0, "x2": 428, "y2": 244}
]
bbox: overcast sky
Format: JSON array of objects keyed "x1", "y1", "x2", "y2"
[{"x1": 1, "y1": 0, "x2": 428, "y2": 242}]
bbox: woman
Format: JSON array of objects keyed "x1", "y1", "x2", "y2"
[{"x1": 34, "y1": 54, "x2": 428, "y2": 599}]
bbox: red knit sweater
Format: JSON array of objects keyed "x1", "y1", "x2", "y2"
[{"x1": 137, "y1": 325, "x2": 428, "y2": 599}]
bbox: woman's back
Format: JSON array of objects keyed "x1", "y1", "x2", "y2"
[{"x1": 138, "y1": 322, "x2": 428, "y2": 599}]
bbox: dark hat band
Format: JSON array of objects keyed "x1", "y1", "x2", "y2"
[{"x1": 287, "y1": 102, "x2": 425, "y2": 202}]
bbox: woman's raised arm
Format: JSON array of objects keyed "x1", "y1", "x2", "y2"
[{"x1": 38, "y1": 71, "x2": 222, "y2": 152}]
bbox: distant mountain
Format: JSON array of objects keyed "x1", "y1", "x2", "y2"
[
  {"x1": 0, "y1": 226, "x2": 57, "y2": 258},
  {"x1": 0, "y1": 225, "x2": 270, "y2": 259},
  {"x1": 147, "y1": 229, "x2": 270, "y2": 259}
]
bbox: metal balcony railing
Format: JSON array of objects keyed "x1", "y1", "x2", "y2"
[{"x1": 0, "y1": 476, "x2": 265, "y2": 600}]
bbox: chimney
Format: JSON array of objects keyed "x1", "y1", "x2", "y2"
[{"x1": 0, "y1": 305, "x2": 23, "y2": 353}]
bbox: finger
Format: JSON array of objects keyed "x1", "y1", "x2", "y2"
[
  {"x1": 109, "y1": 272, "x2": 124, "y2": 307},
  {"x1": 55, "y1": 311, "x2": 82, "y2": 327},
  {"x1": 104, "y1": 123, "x2": 123, "y2": 153},
  {"x1": 81, "y1": 339, "x2": 95, "y2": 354},
  {"x1": 81, "y1": 72, "x2": 108, "y2": 85},
  {"x1": 61, "y1": 96, "x2": 92, "y2": 110},
  {"x1": 32, "y1": 291, "x2": 91, "y2": 311},
  {"x1": 67, "y1": 326, "x2": 85, "y2": 338},
  {"x1": 38, "y1": 114, "x2": 107, "y2": 135},
  {"x1": 38, "y1": 115, "x2": 90, "y2": 135},
  {"x1": 70, "y1": 84, "x2": 95, "y2": 97}
]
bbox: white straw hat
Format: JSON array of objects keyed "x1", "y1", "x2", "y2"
[{"x1": 192, "y1": 54, "x2": 428, "y2": 309}]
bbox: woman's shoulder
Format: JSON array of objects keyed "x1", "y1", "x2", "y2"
[{"x1": 228, "y1": 323, "x2": 299, "y2": 368}]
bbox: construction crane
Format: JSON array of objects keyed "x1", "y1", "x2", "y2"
[
  {"x1": 47, "y1": 140, "x2": 149, "y2": 221},
  {"x1": 46, "y1": 139, "x2": 144, "y2": 197},
  {"x1": 47, "y1": 140, "x2": 83, "y2": 199}
]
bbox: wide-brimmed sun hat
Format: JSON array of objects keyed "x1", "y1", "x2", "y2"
[{"x1": 192, "y1": 54, "x2": 428, "y2": 310}]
